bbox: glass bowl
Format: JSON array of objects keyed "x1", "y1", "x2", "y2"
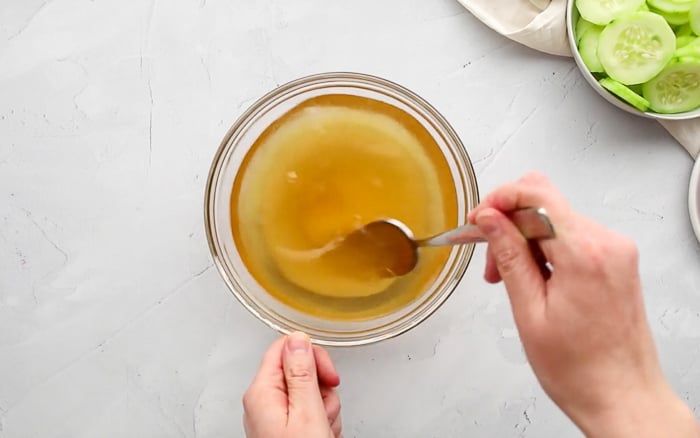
[{"x1": 204, "y1": 72, "x2": 479, "y2": 346}]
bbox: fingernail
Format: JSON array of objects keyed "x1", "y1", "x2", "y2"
[
  {"x1": 477, "y1": 212, "x2": 501, "y2": 237},
  {"x1": 286, "y1": 332, "x2": 310, "y2": 353}
]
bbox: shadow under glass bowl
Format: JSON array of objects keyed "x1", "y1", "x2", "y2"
[{"x1": 204, "y1": 72, "x2": 479, "y2": 346}]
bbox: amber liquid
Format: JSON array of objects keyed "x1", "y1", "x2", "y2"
[{"x1": 231, "y1": 94, "x2": 457, "y2": 321}]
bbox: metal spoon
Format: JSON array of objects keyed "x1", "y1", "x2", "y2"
[{"x1": 345, "y1": 207, "x2": 555, "y2": 277}]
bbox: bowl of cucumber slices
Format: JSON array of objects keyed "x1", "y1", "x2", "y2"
[{"x1": 567, "y1": 0, "x2": 700, "y2": 119}]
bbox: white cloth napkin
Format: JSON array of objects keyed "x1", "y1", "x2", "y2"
[{"x1": 456, "y1": 0, "x2": 700, "y2": 158}]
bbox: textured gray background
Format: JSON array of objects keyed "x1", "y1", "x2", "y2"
[{"x1": 0, "y1": 0, "x2": 698, "y2": 437}]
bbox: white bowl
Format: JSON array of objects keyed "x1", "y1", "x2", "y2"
[
  {"x1": 689, "y1": 157, "x2": 700, "y2": 243},
  {"x1": 566, "y1": 0, "x2": 700, "y2": 121}
]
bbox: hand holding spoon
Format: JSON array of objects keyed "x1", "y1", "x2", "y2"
[{"x1": 344, "y1": 207, "x2": 555, "y2": 277}]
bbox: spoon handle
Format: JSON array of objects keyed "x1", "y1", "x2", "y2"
[{"x1": 419, "y1": 207, "x2": 555, "y2": 247}]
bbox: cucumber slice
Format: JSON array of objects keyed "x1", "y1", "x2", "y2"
[
  {"x1": 579, "y1": 26, "x2": 606, "y2": 72},
  {"x1": 647, "y1": 0, "x2": 694, "y2": 14},
  {"x1": 598, "y1": 12, "x2": 676, "y2": 84},
  {"x1": 639, "y1": 2, "x2": 650, "y2": 10},
  {"x1": 691, "y1": 0, "x2": 700, "y2": 35},
  {"x1": 676, "y1": 55, "x2": 700, "y2": 62},
  {"x1": 642, "y1": 59, "x2": 700, "y2": 112},
  {"x1": 575, "y1": 0, "x2": 646, "y2": 25},
  {"x1": 675, "y1": 24, "x2": 694, "y2": 37},
  {"x1": 678, "y1": 35, "x2": 697, "y2": 47},
  {"x1": 576, "y1": 17, "x2": 598, "y2": 43},
  {"x1": 676, "y1": 37, "x2": 700, "y2": 56},
  {"x1": 600, "y1": 77, "x2": 652, "y2": 110},
  {"x1": 650, "y1": 7, "x2": 690, "y2": 25}
]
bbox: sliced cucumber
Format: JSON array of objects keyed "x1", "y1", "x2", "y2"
[
  {"x1": 598, "y1": 12, "x2": 676, "y2": 84},
  {"x1": 691, "y1": 0, "x2": 700, "y2": 35},
  {"x1": 678, "y1": 35, "x2": 697, "y2": 47},
  {"x1": 600, "y1": 77, "x2": 652, "y2": 110},
  {"x1": 642, "y1": 59, "x2": 700, "y2": 112},
  {"x1": 579, "y1": 26, "x2": 606, "y2": 72},
  {"x1": 676, "y1": 37, "x2": 700, "y2": 56},
  {"x1": 575, "y1": 1, "x2": 700, "y2": 113},
  {"x1": 650, "y1": 7, "x2": 691, "y2": 25},
  {"x1": 576, "y1": 17, "x2": 598, "y2": 43},
  {"x1": 647, "y1": 0, "x2": 694, "y2": 14},
  {"x1": 675, "y1": 24, "x2": 695, "y2": 37},
  {"x1": 575, "y1": 0, "x2": 646, "y2": 25},
  {"x1": 676, "y1": 55, "x2": 700, "y2": 62}
]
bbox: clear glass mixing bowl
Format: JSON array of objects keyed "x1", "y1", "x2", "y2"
[{"x1": 204, "y1": 72, "x2": 479, "y2": 346}]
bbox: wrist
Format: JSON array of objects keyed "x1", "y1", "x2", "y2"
[{"x1": 575, "y1": 380, "x2": 699, "y2": 438}]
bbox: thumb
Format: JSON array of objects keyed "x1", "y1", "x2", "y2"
[
  {"x1": 476, "y1": 208, "x2": 545, "y2": 323},
  {"x1": 283, "y1": 332, "x2": 327, "y2": 424}
]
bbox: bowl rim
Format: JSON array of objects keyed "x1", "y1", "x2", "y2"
[
  {"x1": 565, "y1": 0, "x2": 700, "y2": 121},
  {"x1": 689, "y1": 157, "x2": 700, "y2": 243},
  {"x1": 203, "y1": 71, "x2": 480, "y2": 346}
]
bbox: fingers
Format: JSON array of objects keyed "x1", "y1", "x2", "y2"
[
  {"x1": 322, "y1": 389, "x2": 341, "y2": 438},
  {"x1": 252, "y1": 336, "x2": 340, "y2": 390},
  {"x1": 468, "y1": 172, "x2": 575, "y2": 265},
  {"x1": 529, "y1": 241, "x2": 553, "y2": 281},
  {"x1": 251, "y1": 336, "x2": 286, "y2": 390},
  {"x1": 330, "y1": 414, "x2": 342, "y2": 438},
  {"x1": 323, "y1": 386, "x2": 342, "y2": 437},
  {"x1": 282, "y1": 332, "x2": 327, "y2": 425},
  {"x1": 468, "y1": 173, "x2": 566, "y2": 222},
  {"x1": 484, "y1": 237, "x2": 552, "y2": 284},
  {"x1": 245, "y1": 333, "x2": 342, "y2": 437},
  {"x1": 321, "y1": 386, "x2": 341, "y2": 422},
  {"x1": 314, "y1": 345, "x2": 340, "y2": 388},
  {"x1": 243, "y1": 337, "x2": 288, "y2": 437},
  {"x1": 476, "y1": 208, "x2": 546, "y2": 326},
  {"x1": 468, "y1": 172, "x2": 563, "y2": 220},
  {"x1": 484, "y1": 245, "x2": 501, "y2": 283}
]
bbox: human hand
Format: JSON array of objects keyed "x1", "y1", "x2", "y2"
[
  {"x1": 243, "y1": 332, "x2": 342, "y2": 438},
  {"x1": 469, "y1": 173, "x2": 699, "y2": 438}
]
